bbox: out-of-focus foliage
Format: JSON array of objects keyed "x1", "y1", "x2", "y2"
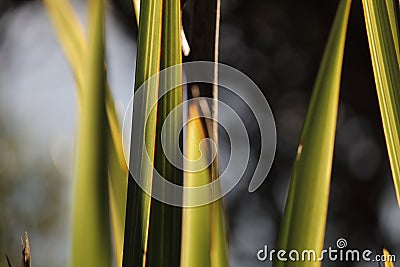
[
  {"x1": 1, "y1": 0, "x2": 400, "y2": 267},
  {"x1": 43, "y1": 1, "x2": 127, "y2": 265},
  {"x1": 71, "y1": 0, "x2": 112, "y2": 266}
]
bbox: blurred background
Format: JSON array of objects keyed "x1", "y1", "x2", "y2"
[{"x1": 0, "y1": 0, "x2": 399, "y2": 266}]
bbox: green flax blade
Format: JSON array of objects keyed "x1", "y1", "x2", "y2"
[
  {"x1": 43, "y1": 0, "x2": 126, "y2": 171},
  {"x1": 122, "y1": 0, "x2": 163, "y2": 265},
  {"x1": 273, "y1": 1, "x2": 351, "y2": 266},
  {"x1": 71, "y1": 1, "x2": 112, "y2": 267},
  {"x1": 210, "y1": 198, "x2": 229, "y2": 267},
  {"x1": 384, "y1": 0, "x2": 400, "y2": 65},
  {"x1": 363, "y1": 0, "x2": 400, "y2": 206},
  {"x1": 181, "y1": 103, "x2": 212, "y2": 267},
  {"x1": 42, "y1": 0, "x2": 86, "y2": 96},
  {"x1": 43, "y1": 2, "x2": 127, "y2": 265},
  {"x1": 145, "y1": 0, "x2": 183, "y2": 265}
]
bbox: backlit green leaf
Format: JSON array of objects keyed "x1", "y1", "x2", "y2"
[
  {"x1": 43, "y1": 0, "x2": 86, "y2": 97},
  {"x1": 384, "y1": 0, "x2": 400, "y2": 65},
  {"x1": 273, "y1": 1, "x2": 351, "y2": 266},
  {"x1": 43, "y1": 0, "x2": 126, "y2": 172},
  {"x1": 181, "y1": 103, "x2": 212, "y2": 267},
  {"x1": 43, "y1": 2, "x2": 127, "y2": 265},
  {"x1": 363, "y1": 0, "x2": 400, "y2": 207},
  {"x1": 145, "y1": 0, "x2": 183, "y2": 264},
  {"x1": 71, "y1": 1, "x2": 112, "y2": 267},
  {"x1": 122, "y1": 0, "x2": 163, "y2": 265},
  {"x1": 210, "y1": 199, "x2": 229, "y2": 267},
  {"x1": 383, "y1": 248, "x2": 395, "y2": 267}
]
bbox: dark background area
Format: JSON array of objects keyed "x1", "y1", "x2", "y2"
[{"x1": 0, "y1": 0, "x2": 399, "y2": 266}]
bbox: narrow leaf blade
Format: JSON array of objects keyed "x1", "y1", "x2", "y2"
[
  {"x1": 363, "y1": 0, "x2": 400, "y2": 206},
  {"x1": 274, "y1": 1, "x2": 351, "y2": 266},
  {"x1": 384, "y1": 0, "x2": 400, "y2": 65},
  {"x1": 122, "y1": 0, "x2": 163, "y2": 265},
  {"x1": 71, "y1": 1, "x2": 112, "y2": 267},
  {"x1": 181, "y1": 103, "x2": 212, "y2": 267},
  {"x1": 43, "y1": 2, "x2": 127, "y2": 264},
  {"x1": 145, "y1": 0, "x2": 183, "y2": 265},
  {"x1": 43, "y1": 0, "x2": 86, "y2": 96},
  {"x1": 210, "y1": 199, "x2": 229, "y2": 267},
  {"x1": 43, "y1": 0, "x2": 126, "y2": 173}
]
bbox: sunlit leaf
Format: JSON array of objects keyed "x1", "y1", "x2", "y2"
[
  {"x1": 42, "y1": 0, "x2": 86, "y2": 96},
  {"x1": 122, "y1": 0, "x2": 163, "y2": 265},
  {"x1": 71, "y1": 1, "x2": 112, "y2": 267},
  {"x1": 273, "y1": 1, "x2": 351, "y2": 266},
  {"x1": 43, "y1": 0, "x2": 126, "y2": 172},
  {"x1": 133, "y1": 0, "x2": 140, "y2": 25},
  {"x1": 132, "y1": 0, "x2": 190, "y2": 56},
  {"x1": 383, "y1": 248, "x2": 395, "y2": 267},
  {"x1": 210, "y1": 199, "x2": 229, "y2": 267},
  {"x1": 107, "y1": 125, "x2": 128, "y2": 267},
  {"x1": 43, "y1": 2, "x2": 127, "y2": 265},
  {"x1": 144, "y1": 0, "x2": 183, "y2": 264},
  {"x1": 181, "y1": 103, "x2": 212, "y2": 267},
  {"x1": 384, "y1": 0, "x2": 400, "y2": 65},
  {"x1": 363, "y1": 0, "x2": 400, "y2": 207}
]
